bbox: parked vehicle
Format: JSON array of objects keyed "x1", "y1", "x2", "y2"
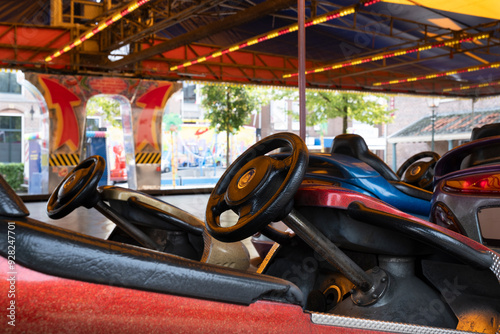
[
  {"x1": 431, "y1": 125, "x2": 500, "y2": 251},
  {"x1": 396, "y1": 150, "x2": 440, "y2": 191},
  {"x1": 160, "y1": 151, "x2": 191, "y2": 172},
  {"x1": 1, "y1": 132, "x2": 498, "y2": 333},
  {"x1": 287, "y1": 134, "x2": 434, "y2": 219}
]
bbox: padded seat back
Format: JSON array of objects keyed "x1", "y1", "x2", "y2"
[
  {"x1": 331, "y1": 134, "x2": 399, "y2": 181},
  {"x1": 465, "y1": 123, "x2": 500, "y2": 168}
]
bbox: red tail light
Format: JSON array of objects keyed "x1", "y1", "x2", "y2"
[{"x1": 443, "y1": 173, "x2": 500, "y2": 194}]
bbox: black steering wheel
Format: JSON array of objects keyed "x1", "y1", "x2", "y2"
[
  {"x1": 47, "y1": 155, "x2": 162, "y2": 250},
  {"x1": 396, "y1": 151, "x2": 440, "y2": 191},
  {"x1": 205, "y1": 133, "x2": 309, "y2": 242},
  {"x1": 47, "y1": 155, "x2": 104, "y2": 219}
]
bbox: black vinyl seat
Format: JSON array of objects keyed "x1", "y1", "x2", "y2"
[
  {"x1": 471, "y1": 123, "x2": 500, "y2": 140},
  {"x1": 330, "y1": 134, "x2": 432, "y2": 201},
  {"x1": 0, "y1": 172, "x2": 303, "y2": 306},
  {"x1": 0, "y1": 217, "x2": 304, "y2": 306},
  {"x1": 466, "y1": 123, "x2": 500, "y2": 168},
  {"x1": 331, "y1": 134, "x2": 400, "y2": 181}
]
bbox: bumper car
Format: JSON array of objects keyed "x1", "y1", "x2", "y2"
[
  {"x1": 298, "y1": 134, "x2": 434, "y2": 219},
  {"x1": 432, "y1": 130, "x2": 500, "y2": 252},
  {"x1": 1, "y1": 132, "x2": 499, "y2": 333},
  {"x1": 252, "y1": 133, "x2": 437, "y2": 257}
]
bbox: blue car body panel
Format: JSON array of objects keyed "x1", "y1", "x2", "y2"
[{"x1": 303, "y1": 153, "x2": 431, "y2": 219}]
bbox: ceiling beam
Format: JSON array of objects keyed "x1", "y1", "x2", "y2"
[
  {"x1": 106, "y1": 0, "x2": 297, "y2": 69},
  {"x1": 103, "y1": 0, "x2": 222, "y2": 52}
]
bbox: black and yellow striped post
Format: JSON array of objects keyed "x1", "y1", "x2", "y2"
[
  {"x1": 49, "y1": 153, "x2": 80, "y2": 167},
  {"x1": 135, "y1": 152, "x2": 161, "y2": 165},
  {"x1": 134, "y1": 151, "x2": 162, "y2": 190}
]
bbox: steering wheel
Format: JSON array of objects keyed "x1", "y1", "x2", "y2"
[
  {"x1": 47, "y1": 155, "x2": 164, "y2": 250},
  {"x1": 205, "y1": 133, "x2": 309, "y2": 242},
  {"x1": 396, "y1": 151, "x2": 440, "y2": 191},
  {"x1": 47, "y1": 156, "x2": 104, "y2": 219}
]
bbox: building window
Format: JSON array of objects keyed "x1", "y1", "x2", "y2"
[
  {"x1": 0, "y1": 72, "x2": 22, "y2": 94},
  {"x1": 86, "y1": 117, "x2": 101, "y2": 131},
  {"x1": 0, "y1": 115, "x2": 22, "y2": 163},
  {"x1": 183, "y1": 84, "x2": 196, "y2": 104}
]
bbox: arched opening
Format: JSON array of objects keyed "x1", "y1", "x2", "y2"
[
  {"x1": 84, "y1": 94, "x2": 136, "y2": 189},
  {"x1": 160, "y1": 85, "x2": 256, "y2": 190}
]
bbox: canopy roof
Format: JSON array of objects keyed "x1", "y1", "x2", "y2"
[{"x1": 0, "y1": 0, "x2": 499, "y2": 98}]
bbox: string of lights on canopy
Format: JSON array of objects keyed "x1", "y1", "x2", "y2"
[
  {"x1": 282, "y1": 32, "x2": 491, "y2": 78},
  {"x1": 374, "y1": 61, "x2": 500, "y2": 86},
  {"x1": 170, "y1": 0, "x2": 381, "y2": 72},
  {"x1": 45, "y1": 0, "x2": 151, "y2": 62},
  {"x1": 443, "y1": 80, "x2": 500, "y2": 92}
]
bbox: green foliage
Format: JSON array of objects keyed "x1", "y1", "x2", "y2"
[
  {"x1": 200, "y1": 85, "x2": 257, "y2": 134},
  {"x1": 0, "y1": 163, "x2": 24, "y2": 191},
  {"x1": 164, "y1": 113, "x2": 182, "y2": 132},
  {"x1": 306, "y1": 92, "x2": 392, "y2": 132},
  {"x1": 86, "y1": 96, "x2": 121, "y2": 128},
  {"x1": 201, "y1": 84, "x2": 260, "y2": 166},
  {"x1": 271, "y1": 89, "x2": 393, "y2": 133},
  {"x1": 244, "y1": 86, "x2": 279, "y2": 110}
]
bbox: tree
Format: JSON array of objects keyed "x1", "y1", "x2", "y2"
[
  {"x1": 306, "y1": 91, "x2": 392, "y2": 133},
  {"x1": 201, "y1": 85, "x2": 258, "y2": 166},
  {"x1": 274, "y1": 90, "x2": 393, "y2": 134},
  {"x1": 86, "y1": 96, "x2": 121, "y2": 128}
]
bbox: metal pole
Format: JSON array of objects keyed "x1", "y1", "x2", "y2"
[
  {"x1": 298, "y1": 0, "x2": 306, "y2": 141},
  {"x1": 283, "y1": 209, "x2": 374, "y2": 291},
  {"x1": 431, "y1": 106, "x2": 435, "y2": 151},
  {"x1": 392, "y1": 143, "x2": 397, "y2": 171},
  {"x1": 94, "y1": 200, "x2": 161, "y2": 251},
  {"x1": 471, "y1": 97, "x2": 476, "y2": 128}
]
